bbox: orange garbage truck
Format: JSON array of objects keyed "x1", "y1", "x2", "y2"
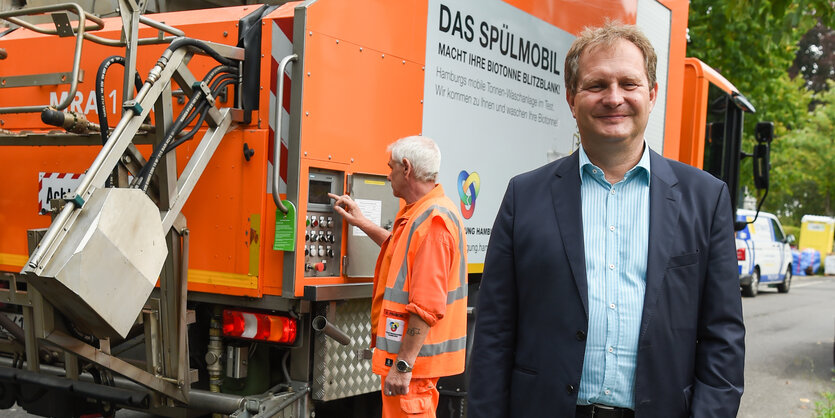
[{"x1": 0, "y1": 0, "x2": 770, "y2": 416}]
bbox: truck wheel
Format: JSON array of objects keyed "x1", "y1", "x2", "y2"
[
  {"x1": 742, "y1": 269, "x2": 759, "y2": 297},
  {"x1": 777, "y1": 266, "x2": 792, "y2": 293}
]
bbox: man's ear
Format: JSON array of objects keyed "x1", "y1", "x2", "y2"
[
  {"x1": 566, "y1": 91, "x2": 576, "y2": 118},
  {"x1": 401, "y1": 158, "x2": 411, "y2": 177}
]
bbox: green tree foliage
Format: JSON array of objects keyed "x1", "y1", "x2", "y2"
[
  {"x1": 688, "y1": 0, "x2": 817, "y2": 132},
  {"x1": 687, "y1": 0, "x2": 834, "y2": 223},
  {"x1": 770, "y1": 83, "x2": 835, "y2": 222}
]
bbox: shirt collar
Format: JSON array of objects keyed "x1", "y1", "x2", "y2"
[
  {"x1": 578, "y1": 142, "x2": 651, "y2": 185},
  {"x1": 397, "y1": 184, "x2": 446, "y2": 219}
]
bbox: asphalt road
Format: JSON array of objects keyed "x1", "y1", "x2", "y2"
[{"x1": 738, "y1": 274, "x2": 835, "y2": 418}]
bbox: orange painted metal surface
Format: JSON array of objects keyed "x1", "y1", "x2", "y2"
[
  {"x1": 280, "y1": 0, "x2": 427, "y2": 297},
  {"x1": 305, "y1": 0, "x2": 429, "y2": 66},
  {"x1": 0, "y1": 6, "x2": 255, "y2": 130},
  {"x1": 677, "y1": 57, "x2": 743, "y2": 169},
  {"x1": 679, "y1": 60, "x2": 709, "y2": 169},
  {"x1": 657, "y1": 0, "x2": 690, "y2": 161},
  {"x1": 0, "y1": 6, "x2": 280, "y2": 297},
  {"x1": 504, "y1": 0, "x2": 637, "y2": 33}
]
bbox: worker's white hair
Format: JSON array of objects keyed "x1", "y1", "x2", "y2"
[{"x1": 387, "y1": 136, "x2": 441, "y2": 183}]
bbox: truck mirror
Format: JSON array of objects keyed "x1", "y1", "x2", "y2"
[
  {"x1": 755, "y1": 121, "x2": 774, "y2": 144},
  {"x1": 752, "y1": 143, "x2": 769, "y2": 190}
]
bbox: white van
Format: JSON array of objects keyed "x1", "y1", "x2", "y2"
[{"x1": 735, "y1": 209, "x2": 794, "y2": 297}]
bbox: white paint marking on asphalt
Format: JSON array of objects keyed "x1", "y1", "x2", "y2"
[{"x1": 792, "y1": 280, "x2": 825, "y2": 288}]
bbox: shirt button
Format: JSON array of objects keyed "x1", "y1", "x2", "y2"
[
  {"x1": 609, "y1": 303, "x2": 616, "y2": 309},
  {"x1": 609, "y1": 225, "x2": 615, "y2": 231},
  {"x1": 592, "y1": 169, "x2": 598, "y2": 174},
  {"x1": 608, "y1": 347, "x2": 614, "y2": 353},
  {"x1": 610, "y1": 189, "x2": 616, "y2": 195},
  {"x1": 608, "y1": 264, "x2": 614, "y2": 270},
  {"x1": 605, "y1": 389, "x2": 611, "y2": 395}
]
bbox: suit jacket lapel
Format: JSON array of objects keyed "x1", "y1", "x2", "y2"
[
  {"x1": 552, "y1": 152, "x2": 589, "y2": 318},
  {"x1": 640, "y1": 150, "x2": 680, "y2": 339}
]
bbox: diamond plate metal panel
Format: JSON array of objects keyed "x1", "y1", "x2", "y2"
[{"x1": 312, "y1": 298, "x2": 380, "y2": 401}]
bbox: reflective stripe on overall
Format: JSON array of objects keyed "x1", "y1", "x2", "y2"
[{"x1": 372, "y1": 201, "x2": 468, "y2": 378}]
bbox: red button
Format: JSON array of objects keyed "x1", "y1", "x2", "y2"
[{"x1": 314, "y1": 262, "x2": 326, "y2": 272}]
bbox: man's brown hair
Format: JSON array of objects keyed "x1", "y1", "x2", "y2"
[{"x1": 564, "y1": 21, "x2": 658, "y2": 95}]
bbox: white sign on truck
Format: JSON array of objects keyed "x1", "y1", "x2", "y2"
[{"x1": 423, "y1": 0, "x2": 576, "y2": 266}]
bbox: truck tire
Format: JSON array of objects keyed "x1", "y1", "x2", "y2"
[
  {"x1": 777, "y1": 266, "x2": 792, "y2": 293},
  {"x1": 742, "y1": 268, "x2": 759, "y2": 297}
]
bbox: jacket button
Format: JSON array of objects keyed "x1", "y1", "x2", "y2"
[
  {"x1": 576, "y1": 331, "x2": 586, "y2": 341},
  {"x1": 566, "y1": 384, "x2": 575, "y2": 394}
]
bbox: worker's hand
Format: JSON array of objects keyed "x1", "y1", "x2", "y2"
[
  {"x1": 384, "y1": 370, "x2": 411, "y2": 396},
  {"x1": 328, "y1": 193, "x2": 366, "y2": 227}
]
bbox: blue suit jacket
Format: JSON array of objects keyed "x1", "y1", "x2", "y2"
[{"x1": 468, "y1": 150, "x2": 744, "y2": 418}]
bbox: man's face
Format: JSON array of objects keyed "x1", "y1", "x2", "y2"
[
  {"x1": 566, "y1": 38, "x2": 658, "y2": 149},
  {"x1": 387, "y1": 157, "x2": 407, "y2": 199}
]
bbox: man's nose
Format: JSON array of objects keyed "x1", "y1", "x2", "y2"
[{"x1": 601, "y1": 86, "x2": 625, "y2": 107}]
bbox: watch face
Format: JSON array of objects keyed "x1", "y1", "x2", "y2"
[{"x1": 396, "y1": 360, "x2": 411, "y2": 372}]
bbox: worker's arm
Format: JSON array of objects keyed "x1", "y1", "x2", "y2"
[
  {"x1": 383, "y1": 314, "x2": 430, "y2": 396},
  {"x1": 328, "y1": 193, "x2": 390, "y2": 246}
]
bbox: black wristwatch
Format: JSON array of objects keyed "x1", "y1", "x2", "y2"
[{"x1": 395, "y1": 359, "x2": 413, "y2": 373}]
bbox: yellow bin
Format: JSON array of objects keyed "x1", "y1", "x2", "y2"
[{"x1": 799, "y1": 215, "x2": 835, "y2": 256}]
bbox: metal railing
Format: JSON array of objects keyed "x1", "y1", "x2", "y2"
[{"x1": 0, "y1": 2, "x2": 184, "y2": 114}]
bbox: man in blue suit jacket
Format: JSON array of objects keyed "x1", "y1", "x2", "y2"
[{"x1": 468, "y1": 23, "x2": 744, "y2": 418}]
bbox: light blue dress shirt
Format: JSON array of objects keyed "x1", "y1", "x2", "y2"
[{"x1": 576, "y1": 144, "x2": 650, "y2": 409}]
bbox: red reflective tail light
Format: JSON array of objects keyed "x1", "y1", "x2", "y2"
[
  {"x1": 736, "y1": 248, "x2": 746, "y2": 261},
  {"x1": 222, "y1": 310, "x2": 297, "y2": 344}
]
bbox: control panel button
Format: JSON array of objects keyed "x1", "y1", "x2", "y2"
[{"x1": 314, "y1": 261, "x2": 326, "y2": 272}]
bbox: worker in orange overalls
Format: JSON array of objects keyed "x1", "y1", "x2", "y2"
[{"x1": 329, "y1": 135, "x2": 467, "y2": 417}]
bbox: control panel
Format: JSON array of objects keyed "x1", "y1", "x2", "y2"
[{"x1": 304, "y1": 169, "x2": 342, "y2": 277}]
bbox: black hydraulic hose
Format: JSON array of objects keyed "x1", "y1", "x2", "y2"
[
  {"x1": 165, "y1": 102, "x2": 211, "y2": 153},
  {"x1": 203, "y1": 64, "x2": 237, "y2": 85},
  {"x1": 167, "y1": 38, "x2": 236, "y2": 68},
  {"x1": 165, "y1": 77, "x2": 237, "y2": 153},
  {"x1": 132, "y1": 60, "x2": 238, "y2": 190},
  {"x1": 96, "y1": 55, "x2": 143, "y2": 146},
  {"x1": 209, "y1": 72, "x2": 237, "y2": 91},
  {"x1": 134, "y1": 88, "x2": 205, "y2": 191}
]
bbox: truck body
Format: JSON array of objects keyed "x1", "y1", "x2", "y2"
[{"x1": 0, "y1": 0, "x2": 769, "y2": 416}]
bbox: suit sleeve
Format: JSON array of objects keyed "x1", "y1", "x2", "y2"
[
  {"x1": 692, "y1": 183, "x2": 745, "y2": 417},
  {"x1": 467, "y1": 179, "x2": 518, "y2": 418}
]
